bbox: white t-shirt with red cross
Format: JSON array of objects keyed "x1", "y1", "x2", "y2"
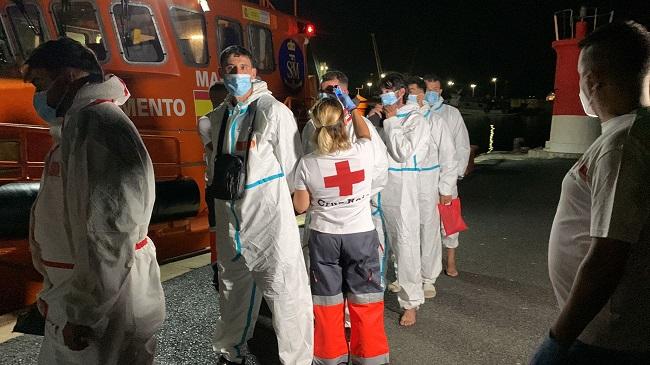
[
  {"x1": 548, "y1": 112, "x2": 650, "y2": 351},
  {"x1": 294, "y1": 138, "x2": 375, "y2": 234}
]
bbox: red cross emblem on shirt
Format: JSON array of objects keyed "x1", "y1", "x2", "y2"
[{"x1": 324, "y1": 161, "x2": 365, "y2": 196}]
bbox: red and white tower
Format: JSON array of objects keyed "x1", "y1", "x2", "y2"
[{"x1": 545, "y1": 8, "x2": 612, "y2": 154}]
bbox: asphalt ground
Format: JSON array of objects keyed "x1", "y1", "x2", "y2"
[{"x1": 0, "y1": 158, "x2": 576, "y2": 365}]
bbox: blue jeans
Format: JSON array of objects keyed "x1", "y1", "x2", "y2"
[{"x1": 568, "y1": 341, "x2": 650, "y2": 365}]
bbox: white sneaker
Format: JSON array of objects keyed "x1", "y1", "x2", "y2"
[
  {"x1": 387, "y1": 281, "x2": 401, "y2": 293},
  {"x1": 423, "y1": 283, "x2": 437, "y2": 299}
]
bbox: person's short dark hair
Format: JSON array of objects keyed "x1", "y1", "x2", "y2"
[
  {"x1": 321, "y1": 70, "x2": 349, "y2": 87},
  {"x1": 379, "y1": 72, "x2": 406, "y2": 91},
  {"x1": 379, "y1": 72, "x2": 407, "y2": 103},
  {"x1": 423, "y1": 74, "x2": 441, "y2": 83},
  {"x1": 219, "y1": 45, "x2": 256, "y2": 68},
  {"x1": 24, "y1": 37, "x2": 103, "y2": 80},
  {"x1": 406, "y1": 76, "x2": 426, "y2": 92},
  {"x1": 579, "y1": 21, "x2": 650, "y2": 89}
]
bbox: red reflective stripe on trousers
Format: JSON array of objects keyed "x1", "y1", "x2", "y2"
[
  {"x1": 41, "y1": 237, "x2": 148, "y2": 270},
  {"x1": 349, "y1": 300, "x2": 389, "y2": 359},
  {"x1": 313, "y1": 303, "x2": 348, "y2": 360}
]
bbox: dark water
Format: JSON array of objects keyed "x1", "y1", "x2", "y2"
[{"x1": 463, "y1": 110, "x2": 552, "y2": 153}]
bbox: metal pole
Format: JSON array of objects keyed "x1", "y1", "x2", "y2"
[
  {"x1": 294, "y1": 0, "x2": 297, "y2": 17},
  {"x1": 472, "y1": 88, "x2": 475, "y2": 97},
  {"x1": 370, "y1": 33, "x2": 383, "y2": 77},
  {"x1": 494, "y1": 82, "x2": 497, "y2": 98}
]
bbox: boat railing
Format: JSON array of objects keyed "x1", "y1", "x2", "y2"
[{"x1": 554, "y1": 7, "x2": 614, "y2": 41}]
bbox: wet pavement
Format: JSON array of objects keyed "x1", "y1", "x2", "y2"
[{"x1": 0, "y1": 157, "x2": 576, "y2": 365}]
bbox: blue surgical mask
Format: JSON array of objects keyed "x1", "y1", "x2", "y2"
[
  {"x1": 406, "y1": 94, "x2": 419, "y2": 105},
  {"x1": 224, "y1": 74, "x2": 252, "y2": 97},
  {"x1": 33, "y1": 91, "x2": 58, "y2": 123},
  {"x1": 380, "y1": 91, "x2": 398, "y2": 106},
  {"x1": 424, "y1": 91, "x2": 440, "y2": 105},
  {"x1": 33, "y1": 91, "x2": 64, "y2": 139}
]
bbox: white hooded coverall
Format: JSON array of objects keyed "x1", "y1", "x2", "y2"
[
  {"x1": 29, "y1": 75, "x2": 165, "y2": 365},
  {"x1": 419, "y1": 105, "x2": 458, "y2": 285},
  {"x1": 301, "y1": 111, "x2": 389, "y2": 285},
  {"x1": 428, "y1": 100, "x2": 470, "y2": 249},
  {"x1": 380, "y1": 103, "x2": 431, "y2": 309},
  {"x1": 208, "y1": 81, "x2": 313, "y2": 364}
]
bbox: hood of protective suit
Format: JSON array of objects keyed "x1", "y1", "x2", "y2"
[
  {"x1": 396, "y1": 102, "x2": 420, "y2": 116},
  {"x1": 236, "y1": 79, "x2": 272, "y2": 107},
  {"x1": 66, "y1": 74, "x2": 130, "y2": 116}
]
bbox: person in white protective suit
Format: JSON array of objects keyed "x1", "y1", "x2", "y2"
[
  {"x1": 402, "y1": 76, "x2": 457, "y2": 299},
  {"x1": 423, "y1": 74, "x2": 471, "y2": 277},
  {"x1": 206, "y1": 45, "x2": 313, "y2": 365},
  {"x1": 377, "y1": 73, "x2": 432, "y2": 327},
  {"x1": 301, "y1": 71, "x2": 388, "y2": 284},
  {"x1": 24, "y1": 38, "x2": 165, "y2": 364}
]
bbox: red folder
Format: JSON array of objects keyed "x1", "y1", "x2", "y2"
[{"x1": 438, "y1": 198, "x2": 468, "y2": 236}]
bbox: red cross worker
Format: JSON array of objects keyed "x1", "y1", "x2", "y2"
[{"x1": 293, "y1": 98, "x2": 390, "y2": 365}]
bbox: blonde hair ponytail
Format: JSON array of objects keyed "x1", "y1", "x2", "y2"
[{"x1": 310, "y1": 98, "x2": 350, "y2": 155}]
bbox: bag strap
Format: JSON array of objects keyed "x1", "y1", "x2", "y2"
[
  {"x1": 216, "y1": 107, "x2": 230, "y2": 156},
  {"x1": 242, "y1": 100, "x2": 258, "y2": 170}
]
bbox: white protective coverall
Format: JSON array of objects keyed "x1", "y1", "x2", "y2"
[
  {"x1": 428, "y1": 99, "x2": 471, "y2": 248},
  {"x1": 29, "y1": 75, "x2": 165, "y2": 365},
  {"x1": 419, "y1": 105, "x2": 458, "y2": 285},
  {"x1": 380, "y1": 103, "x2": 431, "y2": 309},
  {"x1": 300, "y1": 112, "x2": 389, "y2": 285},
  {"x1": 208, "y1": 80, "x2": 313, "y2": 364}
]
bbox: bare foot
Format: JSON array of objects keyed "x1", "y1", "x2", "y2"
[
  {"x1": 399, "y1": 308, "x2": 416, "y2": 327},
  {"x1": 445, "y1": 269, "x2": 459, "y2": 277}
]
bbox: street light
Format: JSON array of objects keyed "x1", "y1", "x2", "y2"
[
  {"x1": 447, "y1": 80, "x2": 455, "y2": 87},
  {"x1": 366, "y1": 82, "x2": 373, "y2": 87},
  {"x1": 491, "y1": 77, "x2": 498, "y2": 98},
  {"x1": 470, "y1": 83, "x2": 477, "y2": 97},
  {"x1": 380, "y1": 73, "x2": 386, "y2": 79}
]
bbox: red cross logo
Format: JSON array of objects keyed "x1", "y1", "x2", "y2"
[{"x1": 324, "y1": 161, "x2": 365, "y2": 196}]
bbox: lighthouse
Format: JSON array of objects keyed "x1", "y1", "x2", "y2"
[{"x1": 544, "y1": 8, "x2": 610, "y2": 154}]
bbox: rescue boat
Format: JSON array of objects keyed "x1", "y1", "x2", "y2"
[{"x1": 0, "y1": 0, "x2": 316, "y2": 313}]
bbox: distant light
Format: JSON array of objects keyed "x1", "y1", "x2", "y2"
[
  {"x1": 366, "y1": 82, "x2": 373, "y2": 87},
  {"x1": 380, "y1": 73, "x2": 386, "y2": 78},
  {"x1": 488, "y1": 124, "x2": 495, "y2": 153},
  {"x1": 303, "y1": 23, "x2": 315, "y2": 37},
  {"x1": 189, "y1": 34, "x2": 204, "y2": 41},
  {"x1": 491, "y1": 77, "x2": 498, "y2": 83},
  {"x1": 447, "y1": 80, "x2": 455, "y2": 86},
  {"x1": 546, "y1": 92, "x2": 556, "y2": 101},
  {"x1": 470, "y1": 83, "x2": 477, "y2": 89}
]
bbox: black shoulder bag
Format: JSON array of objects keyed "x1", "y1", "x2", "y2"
[{"x1": 207, "y1": 102, "x2": 257, "y2": 200}]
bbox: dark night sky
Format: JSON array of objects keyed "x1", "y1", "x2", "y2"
[{"x1": 272, "y1": 0, "x2": 650, "y2": 98}]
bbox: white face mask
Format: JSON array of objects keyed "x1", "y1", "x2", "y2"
[{"x1": 579, "y1": 86, "x2": 598, "y2": 118}]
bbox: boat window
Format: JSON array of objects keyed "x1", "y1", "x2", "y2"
[
  {"x1": 0, "y1": 140, "x2": 20, "y2": 162},
  {"x1": 247, "y1": 24, "x2": 274, "y2": 72},
  {"x1": 0, "y1": 19, "x2": 14, "y2": 66},
  {"x1": 169, "y1": 7, "x2": 208, "y2": 66},
  {"x1": 112, "y1": 4, "x2": 165, "y2": 63},
  {"x1": 52, "y1": 2, "x2": 108, "y2": 62},
  {"x1": 216, "y1": 18, "x2": 242, "y2": 57},
  {"x1": 6, "y1": 4, "x2": 47, "y2": 60}
]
